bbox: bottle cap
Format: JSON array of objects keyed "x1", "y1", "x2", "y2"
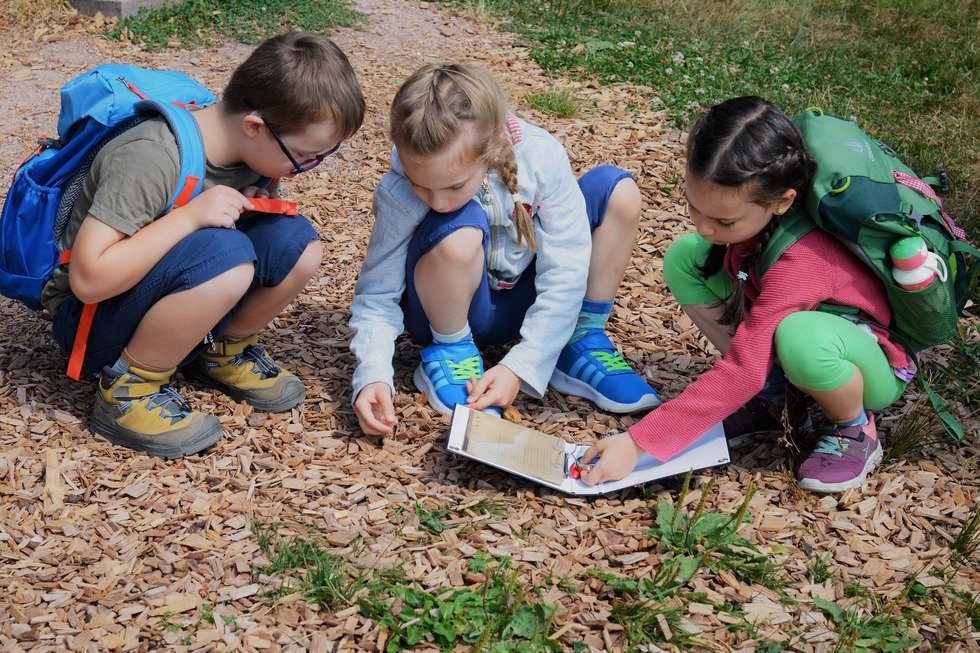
[{"x1": 889, "y1": 236, "x2": 928, "y2": 271}]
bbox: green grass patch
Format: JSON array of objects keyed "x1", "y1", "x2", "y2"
[
  {"x1": 105, "y1": 0, "x2": 364, "y2": 50},
  {"x1": 360, "y1": 557, "x2": 561, "y2": 652},
  {"x1": 437, "y1": 0, "x2": 980, "y2": 235},
  {"x1": 590, "y1": 558, "x2": 705, "y2": 649},
  {"x1": 525, "y1": 88, "x2": 579, "y2": 117},
  {"x1": 251, "y1": 521, "x2": 367, "y2": 610},
  {"x1": 814, "y1": 595, "x2": 922, "y2": 652},
  {"x1": 648, "y1": 475, "x2": 787, "y2": 589},
  {"x1": 250, "y1": 522, "x2": 559, "y2": 652}
]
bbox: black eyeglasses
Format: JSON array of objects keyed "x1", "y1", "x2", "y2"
[{"x1": 246, "y1": 101, "x2": 340, "y2": 174}]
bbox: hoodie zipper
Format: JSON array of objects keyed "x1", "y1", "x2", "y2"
[{"x1": 481, "y1": 177, "x2": 502, "y2": 272}]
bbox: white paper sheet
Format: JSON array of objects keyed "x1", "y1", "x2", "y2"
[{"x1": 447, "y1": 405, "x2": 731, "y2": 495}]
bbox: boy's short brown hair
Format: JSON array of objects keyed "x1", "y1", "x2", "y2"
[{"x1": 223, "y1": 31, "x2": 364, "y2": 140}]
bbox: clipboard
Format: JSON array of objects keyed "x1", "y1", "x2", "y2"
[{"x1": 446, "y1": 405, "x2": 731, "y2": 495}]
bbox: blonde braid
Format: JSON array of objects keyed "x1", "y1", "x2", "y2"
[{"x1": 495, "y1": 144, "x2": 537, "y2": 252}]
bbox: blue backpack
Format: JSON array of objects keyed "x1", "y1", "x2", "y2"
[{"x1": 0, "y1": 64, "x2": 214, "y2": 378}]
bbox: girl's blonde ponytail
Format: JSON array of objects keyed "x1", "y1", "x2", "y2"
[{"x1": 495, "y1": 145, "x2": 536, "y2": 252}]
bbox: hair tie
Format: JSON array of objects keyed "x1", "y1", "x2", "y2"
[
  {"x1": 511, "y1": 193, "x2": 521, "y2": 204},
  {"x1": 736, "y1": 270, "x2": 749, "y2": 281}
]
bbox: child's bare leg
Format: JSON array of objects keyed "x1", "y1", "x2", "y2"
[
  {"x1": 586, "y1": 177, "x2": 642, "y2": 301},
  {"x1": 410, "y1": 226, "x2": 491, "y2": 416},
  {"x1": 801, "y1": 367, "x2": 865, "y2": 422},
  {"x1": 126, "y1": 262, "x2": 254, "y2": 369},
  {"x1": 682, "y1": 302, "x2": 733, "y2": 356},
  {"x1": 222, "y1": 239, "x2": 322, "y2": 338},
  {"x1": 551, "y1": 176, "x2": 659, "y2": 413},
  {"x1": 414, "y1": 226, "x2": 484, "y2": 334},
  {"x1": 178, "y1": 240, "x2": 319, "y2": 413}
]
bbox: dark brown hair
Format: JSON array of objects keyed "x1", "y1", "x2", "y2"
[
  {"x1": 223, "y1": 31, "x2": 365, "y2": 140},
  {"x1": 687, "y1": 96, "x2": 816, "y2": 328}
]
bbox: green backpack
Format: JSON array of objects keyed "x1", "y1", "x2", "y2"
[{"x1": 758, "y1": 109, "x2": 980, "y2": 437}]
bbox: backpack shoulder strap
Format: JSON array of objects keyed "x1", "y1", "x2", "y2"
[
  {"x1": 135, "y1": 99, "x2": 207, "y2": 211},
  {"x1": 757, "y1": 208, "x2": 817, "y2": 277},
  {"x1": 65, "y1": 100, "x2": 207, "y2": 381}
]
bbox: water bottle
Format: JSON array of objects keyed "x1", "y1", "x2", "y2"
[{"x1": 889, "y1": 236, "x2": 947, "y2": 291}]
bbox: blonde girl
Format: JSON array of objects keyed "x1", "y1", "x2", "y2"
[{"x1": 350, "y1": 62, "x2": 659, "y2": 434}]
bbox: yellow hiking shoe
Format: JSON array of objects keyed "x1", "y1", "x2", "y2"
[
  {"x1": 91, "y1": 365, "x2": 223, "y2": 459},
  {"x1": 183, "y1": 335, "x2": 305, "y2": 412}
]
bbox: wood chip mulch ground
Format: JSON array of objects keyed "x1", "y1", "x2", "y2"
[{"x1": 0, "y1": 1, "x2": 978, "y2": 651}]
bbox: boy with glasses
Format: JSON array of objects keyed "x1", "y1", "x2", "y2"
[{"x1": 43, "y1": 32, "x2": 364, "y2": 458}]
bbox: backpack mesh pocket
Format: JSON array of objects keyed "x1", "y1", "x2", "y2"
[{"x1": 886, "y1": 275, "x2": 959, "y2": 352}]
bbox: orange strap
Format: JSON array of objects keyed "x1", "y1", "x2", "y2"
[
  {"x1": 171, "y1": 175, "x2": 200, "y2": 208},
  {"x1": 67, "y1": 302, "x2": 98, "y2": 380}
]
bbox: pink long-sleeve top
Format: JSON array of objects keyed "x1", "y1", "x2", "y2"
[{"x1": 630, "y1": 229, "x2": 911, "y2": 462}]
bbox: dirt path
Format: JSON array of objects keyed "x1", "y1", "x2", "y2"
[{"x1": 0, "y1": 1, "x2": 978, "y2": 652}]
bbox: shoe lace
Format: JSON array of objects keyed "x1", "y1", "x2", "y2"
[
  {"x1": 446, "y1": 355, "x2": 483, "y2": 382},
  {"x1": 589, "y1": 349, "x2": 631, "y2": 372},
  {"x1": 144, "y1": 384, "x2": 193, "y2": 420},
  {"x1": 235, "y1": 344, "x2": 281, "y2": 378},
  {"x1": 811, "y1": 430, "x2": 852, "y2": 458}
]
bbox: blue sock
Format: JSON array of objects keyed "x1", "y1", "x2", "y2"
[
  {"x1": 839, "y1": 410, "x2": 869, "y2": 427},
  {"x1": 110, "y1": 355, "x2": 130, "y2": 376},
  {"x1": 570, "y1": 299, "x2": 614, "y2": 342},
  {"x1": 431, "y1": 324, "x2": 472, "y2": 345}
]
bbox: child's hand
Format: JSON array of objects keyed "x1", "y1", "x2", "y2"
[
  {"x1": 178, "y1": 185, "x2": 254, "y2": 229},
  {"x1": 465, "y1": 364, "x2": 521, "y2": 412},
  {"x1": 578, "y1": 432, "x2": 646, "y2": 486},
  {"x1": 241, "y1": 185, "x2": 272, "y2": 200},
  {"x1": 354, "y1": 382, "x2": 399, "y2": 436}
]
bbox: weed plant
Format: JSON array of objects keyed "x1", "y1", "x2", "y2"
[
  {"x1": 360, "y1": 556, "x2": 561, "y2": 652},
  {"x1": 251, "y1": 521, "x2": 366, "y2": 610},
  {"x1": 813, "y1": 595, "x2": 922, "y2": 652}
]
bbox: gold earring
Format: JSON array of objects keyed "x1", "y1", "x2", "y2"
[{"x1": 774, "y1": 208, "x2": 785, "y2": 215}]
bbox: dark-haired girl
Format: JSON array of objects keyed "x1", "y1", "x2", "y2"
[{"x1": 580, "y1": 96, "x2": 913, "y2": 493}]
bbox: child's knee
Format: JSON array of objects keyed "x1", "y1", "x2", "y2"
[
  {"x1": 606, "y1": 176, "x2": 642, "y2": 226},
  {"x1": 219, "y1": 261, "x2": 255, "y2": 294},
  {"x1": 423, "y1": 226, "x2": 485, "y2": 267},
  {"x1": 296, "y1": 239, "x2": 324, "y2": 275},
  {"x1": 773, "y1": 312, "x2": 813, "y2": 361}
]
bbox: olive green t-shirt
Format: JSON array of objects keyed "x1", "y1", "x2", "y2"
[{"x1": 41, "y1": 115, "x2": 269, "y2": 316}]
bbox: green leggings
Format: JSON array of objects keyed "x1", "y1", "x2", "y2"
[{"x1": 663, "y1": 233, "x2": 907, "y2": 410}]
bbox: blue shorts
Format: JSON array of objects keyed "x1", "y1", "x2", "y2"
[
  {"x1": 53, "y1": 213, "x2": 318, "y2": 378},
  {"x1": 403, "y1": 164, "x2": 633, "y2": 346}
]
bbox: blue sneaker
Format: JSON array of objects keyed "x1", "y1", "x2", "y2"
[
  {"x1": 549, "y1": 329, "x2": 660, "y2": 413},
  {"x1": 413, "y1": 341, "x2": 500, "y2": 416}
]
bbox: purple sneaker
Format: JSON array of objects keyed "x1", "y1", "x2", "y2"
[{"x1": 796, "y1": 412, "x2": 882, "y2": 493}]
